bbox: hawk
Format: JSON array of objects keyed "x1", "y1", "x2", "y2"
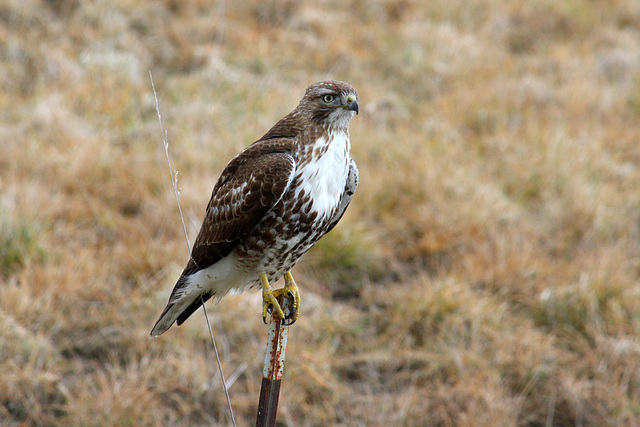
[{"x1": 151, "y1": 80, "x2": 359, "y2": 336}]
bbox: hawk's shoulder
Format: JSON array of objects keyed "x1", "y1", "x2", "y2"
[{"x1": 184, "y1": 138, "x2": 296, "y2": 275}]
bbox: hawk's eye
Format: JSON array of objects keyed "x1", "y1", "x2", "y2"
[{"x1": 322, "y1": 94, "x2": 335, "y2": 103}]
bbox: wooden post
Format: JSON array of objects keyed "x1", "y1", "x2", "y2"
[{"x1": 256, "y1": 294, "x2": 290, "y2": 427}]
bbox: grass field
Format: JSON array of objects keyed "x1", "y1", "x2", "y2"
[{"x1": 2, "y1": 0, "x2": 640, "y2": 425}]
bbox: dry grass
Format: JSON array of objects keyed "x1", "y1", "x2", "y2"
[{"x1": 2, "y1": 0, "x2": 640, "y2": 425}]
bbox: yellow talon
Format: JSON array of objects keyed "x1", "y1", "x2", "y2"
[
  {"x1": 260, "y1": 271, "x2": 301, "y2": 325},
  {"x1": 261, "y1": 272, "x2": 285, "y2": 322},
  {"x1": 280, "y1": 271, "x2": 300, "y2": 324}
]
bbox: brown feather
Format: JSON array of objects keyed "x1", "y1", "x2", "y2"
[{"x1": 181, "y1": 138, "x2": 296, "y2": 276}]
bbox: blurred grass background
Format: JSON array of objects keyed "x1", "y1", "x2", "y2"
[{"x1": 2, "y1": 0, "x2": 640, "y2": 425}]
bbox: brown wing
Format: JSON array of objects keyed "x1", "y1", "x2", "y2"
[
  {"x1": 182, "y1": 138, "x2": 295, "y2": 276},
  {"x1": 150, "y1": 139, "x2": 296, "y2": 335}
]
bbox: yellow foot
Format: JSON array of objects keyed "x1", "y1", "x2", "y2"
[
  {"x1": 260, "y1": 271, "x2": 300, "y2": 325},
  {"x1": 261, "y1": 272, "x2": 284, "y2": 322},
  {"x1": 278, "y1": 271, "x2": 300, "y2": 325}
]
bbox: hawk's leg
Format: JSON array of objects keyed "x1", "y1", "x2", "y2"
[{"x1": 260, "y1": 271, "x2": 300, "y2": 325}]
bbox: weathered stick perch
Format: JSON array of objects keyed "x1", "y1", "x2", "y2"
[{"x1": 256, "y1": 294, "x2": 290, "y2": 426}]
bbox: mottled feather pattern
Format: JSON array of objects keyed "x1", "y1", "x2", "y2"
[
  {"x1": 151, "y1": 80, "x2": 358, "y2": 336},
  {"x1": 182, "y1": 140, "x2": 296, "y2": 276}
]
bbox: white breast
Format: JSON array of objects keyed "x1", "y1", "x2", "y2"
[{"x1": 295, "y1": 131, "x2": 350, "y2": 219}]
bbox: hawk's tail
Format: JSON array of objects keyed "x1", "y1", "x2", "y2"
[{"x1": 150, "y1": 276, "x2": 214, "y2": 337}]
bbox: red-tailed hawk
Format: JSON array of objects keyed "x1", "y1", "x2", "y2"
[{"x1": 151, "y1": 80, "x2": 359, "y2": 336}]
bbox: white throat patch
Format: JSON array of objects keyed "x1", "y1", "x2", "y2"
[{"x1": 326, "y1": 109, "x2": 355, "y2": 131}]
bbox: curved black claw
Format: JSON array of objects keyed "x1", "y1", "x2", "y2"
[
  {"x1": 282, "y1": 316, "x2": 297, "y2": 326},
  {"x1": 281, "y1": 290, "x2": 298, "y2": 325},
  {"x1": 264, "y1": 299, "x2": 298, "y2": 325},
  {"x1": 261, "y1": 272, "x2": 299, "y2": 325}
]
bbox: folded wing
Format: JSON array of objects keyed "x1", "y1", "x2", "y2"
[{"x1": 151, "y1": 139, "x2": 296, "y2": 336}]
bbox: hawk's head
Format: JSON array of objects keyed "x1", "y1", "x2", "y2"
[
  {"x1": 259, "y1": 80, "x2": 359, "y2": 141},
  {"x1": 299, "y1": 80, "x2": 359, "y2": 129}
]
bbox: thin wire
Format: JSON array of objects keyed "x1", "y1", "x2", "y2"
[
  {"x1": 150, "y1": 71, "x2": 191, "y2": 254},
  {"x1": 150, "y1": 71, "x2": 236, "y2": 426}
]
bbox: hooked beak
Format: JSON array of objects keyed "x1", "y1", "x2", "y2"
[{"x1": 346, "y1": 93, "x2": 359, "y2": 115}]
